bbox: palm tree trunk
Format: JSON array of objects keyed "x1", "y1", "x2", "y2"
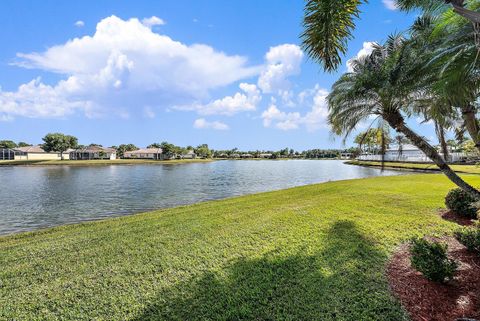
[
  {"x1": 434, "y1": 120, "x2": 449, "y2": 162},
  {"x1": 384, "y1": 111, "x2": 480, "y2": 200},
  {"x1": 381, "y1": 127, "x2": 386, "y2": 170},
  {"x1": 460, "y1": 104, "x2": 480, "y2": 153}
]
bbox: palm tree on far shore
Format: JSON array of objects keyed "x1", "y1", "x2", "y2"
[
  {"x1": 327, "y1": 35, "x2": 480, "y2": 199},
  {"x1": 394, "y1": 134, "x2": 409, "y2": 157}
]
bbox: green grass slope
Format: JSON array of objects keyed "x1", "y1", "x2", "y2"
[{"x1": 1, "y1": 174, "x2": 477, "y2": 320}]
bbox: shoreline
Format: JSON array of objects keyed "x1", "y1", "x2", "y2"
[
  {"x1": 345, "y1": 160, "x2": 480, "y2": 175},
  {"x1": 0, "y1": 158, "x2": 214, "y2": 167}
]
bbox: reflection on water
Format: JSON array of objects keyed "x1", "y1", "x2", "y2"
[{"x1": 0, "y1": 160, "x2": 405, "y2": 235}]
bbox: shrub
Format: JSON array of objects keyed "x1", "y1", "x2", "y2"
[
  {"x1": 410, "y1": 238, "x2": 457, "y2": 282},
  {"x1": 445, "y1": 188, "x2": 478, "y2": 219},
  {"x1": 455, "y1": 227, "x2": 480, "y2": 253}
]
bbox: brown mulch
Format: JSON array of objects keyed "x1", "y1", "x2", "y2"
[
  {"x1": 387, "y1": 237, "x2": 480, "y2": 321},
  {"x1": 440, "y1": 209, "x2": 475, "y2": 226}
]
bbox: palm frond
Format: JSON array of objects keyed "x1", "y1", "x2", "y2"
[{"x1": 301, "y1": 0, "x2": 365, "y2": 72}]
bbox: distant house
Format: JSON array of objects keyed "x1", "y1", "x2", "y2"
[
  {"x1": 357, "y1": 144, "x2": 436, "y2": 162},
  {"x1": 384, "y1": 144, "x2": 427, "y2": 161},
  {"x1": 259, "y1": 153, "x2": 272, "y2": 159},
  {"x1": 241, "y1": 153, "x2": 253, "y2": 158},
  {"x1": 230, "y1": 153, "x2": 240, "y2": 158},
  {"x1": 14, "y1": 145, "x2": 71, "y2": 160},
  {"x1": 70, "y1": 146, "x2": 116, "y2": 160},
  {"x1": 124, "y1": 148, "x2": 164, "y2": 160},
  {"x1": 182, "y1": 150, "x2": 196, "y2": 159}
]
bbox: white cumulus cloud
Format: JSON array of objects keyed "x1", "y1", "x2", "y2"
[
  {"x1": 0, "y1": 78, "x2": 92, "y2": 119},
  {"x1": 303, "y1": 88, "x2": 330, "y2": 131},
  {"x1": 74, "y1": 20, "x2": 85, "y2": 27},
  {"x1": 175, "y1": 83, "x2": 261, "y2": 116},
  {"x1": 1, "y1": 15, "x2": 260, "y2": 120},
  {"x1": 382, "y1": 0, "x2": 398, "y2": 10},
  {"x1": 262, "y1": 103, "x2": 302, "y2": 130},
  {"x1": 258, "y1": 44, "x2": 303, "y2": 95},
  {"x1": 346, "y1": 41, "x2": 376, "y2": 72},
  {"x1": 193, "y1": 118, "x2": 229, "y2": 130},
  {"x1": 261, "y1": 86, "x2": 330, "y2": 131},
  {"x1": 141, "y1": 16, "x2": 165, "y2": 28}
]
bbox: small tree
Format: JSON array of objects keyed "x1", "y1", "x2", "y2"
[
  {"x1": 195, "y1": 144, "x2": 212, "y2": 158},
  {"x1": 394, "y1": 135, "x2": 409, "y2": 157},
  {"x1": 147, "y1": 143, "x2": 162, "y2": 149},
  {"x1": 0, "y1": 140, "x2": 17, "y2": 149},
  {"x1": 42, "y1": 133, "x2": 78, "y2": 160},
  {"x1": 159, "y1": 142, "x2": 177, "y2": 157},
  {"x1": 17, "y1": 142, "x2": 31, "y2": 147},
  {"x1": 117, "y1": 144, "x2": 138, "y2": 158}
]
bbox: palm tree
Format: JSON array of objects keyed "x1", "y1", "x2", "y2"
[
  {"x1": 301, "y1": 0, "x2": 480, "y2": 72},
  {"x1": 302, "y1": 2, "x2": 480, "y2": 151},
  {"x1": 327, "y1": 36, "x2": 480, "y2": 198},
  {"x1": 434, "y1": 120, "x2": 451, "y2": 161},
  {"x1": 394, "y1": 134, "x2": 408, "y2": 157},
  {"x1": 405, "y1": 12, "x2": 480, "y2": 154},
  {"x1": 426, "y1": 14, "x2": 480, "y2": 152}
]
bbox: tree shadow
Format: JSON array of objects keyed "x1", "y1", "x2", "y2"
[{"x1": 131, "y1": 221, "x2": 406, "y2": 321}]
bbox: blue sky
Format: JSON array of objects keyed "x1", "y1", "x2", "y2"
[{"x1": 0, "y1": 0, "x2": 438, "y2": 150}]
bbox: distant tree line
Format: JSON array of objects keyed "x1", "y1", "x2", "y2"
[
  {"x1": 0, "y1": 140, "x2": 32, "y2": 149},
  {"x1": 2, "y1": 133, "x2": 364, "y2": 160},
  {"x1": 212, "y1": 147, "x2": 358, "y2": 159}
]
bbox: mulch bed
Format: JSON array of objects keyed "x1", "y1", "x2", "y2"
[
  {"x1": 440, "y1": 210, "x2": 476, "y2": 226},
  {"x1": 387, "y1": 237, "x2": 480, "y2": 321}
]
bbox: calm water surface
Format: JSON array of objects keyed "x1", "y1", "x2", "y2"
[{"x1": 0, "y1": 160, "x2": 406, "y2": 235}]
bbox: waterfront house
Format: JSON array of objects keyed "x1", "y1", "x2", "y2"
[
  {"x1": 70, "y1": 146, "x2": 116, "y2": 160},
  {"x1": 357, "y1": 144, "x2": 466, "y2": 163},
  {"x1": 259, "y1": 153, "x2": 273, "y2": 158},
  {"x1": 14, "y1": 145, "x2": 71, "y2": 160},
  {"x1": 340, "y1": 152, "x2": 352, "y2": 159},
  {"x1": 123, "y1": 148, "x2": 164, "y2": 160},
  {"x1": 241, "y1": 153, "x2": 253, "y2": 158},
  {"x1": 182, "y1": 150, "x2": 196, "y2": 159},
  {"x1": 385, "y1": 144, "x2": 425, "y2": 160}
]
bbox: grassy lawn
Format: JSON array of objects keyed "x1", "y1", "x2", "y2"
[
  {"x1": 1, "y1": 174, "x2": 477, "y2": 320},
  {"x1": 0, "y1": 158, "x2": 213, "y2": 167},
  {"x1": 347, "y1": 160, "x2": 480, "y2": 174}
]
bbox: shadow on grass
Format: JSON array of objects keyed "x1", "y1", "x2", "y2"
[{"x1": 132, "y1": 221, "x2": 406, "y2": 321}]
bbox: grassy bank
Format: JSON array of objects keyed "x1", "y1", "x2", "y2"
[
  {"x1": 0, "y1": 158, "x2": 213, "y2": 167},
  {"x1": 1, "y1": 174, "x2": 477, "y2": 320},
  {"x1": 347, "y1": 160, "x2": 480, "y2": 174}
]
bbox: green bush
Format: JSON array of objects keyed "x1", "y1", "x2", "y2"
[
  {"x1": 410, "y1": 238, "x2": 457, "y2": 282},
  {"x1": 455, "y1": 227, "x2": 480, "y2": 253},
  {"x1": 445, "y1": 188, "x2": 478, "y2": 219}
]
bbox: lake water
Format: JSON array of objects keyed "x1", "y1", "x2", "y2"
[{"x1": 0, "y1": 160, "x2": 405, "y2": 235}]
